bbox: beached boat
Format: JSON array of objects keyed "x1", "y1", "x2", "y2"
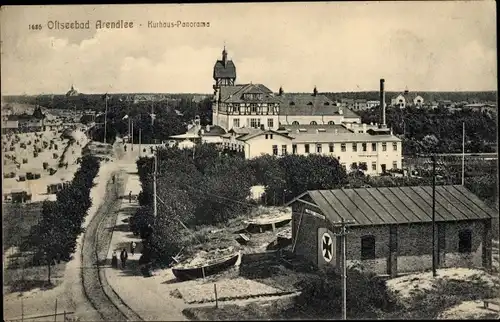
[
  {"x1": 245, "y1": 216, "x2": 291, "y2": 233},
  {"x1": 172, "y1": 252, "x2": 239, "y2": 281}
]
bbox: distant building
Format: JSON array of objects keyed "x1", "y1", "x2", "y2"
[
  {"x1": 366, "y1": 100, "x2": 387, "y2": 109},
  {"x1": 287, "y1": 185, "x2": 497, "y2": 276},
  {"x1": 391, "y1": 89, "x2": 424, "y2": 108},
  {"x1": 213, "y1": 47, "x2": 236, "y2": 87},
  {"x1": 66, "y1": 85, "x2": 79, "y2": 97},
  {"x1": 340, "y1": 98, "x2": 369, "y2": 111}
]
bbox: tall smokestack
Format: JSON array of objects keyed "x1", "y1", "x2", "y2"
[{"x1": 380, "y1": 78, "x2": 386, "y2": 128}]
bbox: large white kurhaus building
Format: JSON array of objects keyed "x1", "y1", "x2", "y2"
[{"x1": 170, "y1": 48, "x2": 402, "y2": 175}]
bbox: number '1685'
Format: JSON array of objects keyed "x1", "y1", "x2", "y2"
[{"x1": 29, "y1": 24, "x2": 43, "y2": 30}]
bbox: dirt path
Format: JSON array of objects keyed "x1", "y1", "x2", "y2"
[{"x1": 80, "y1": 165, "x2": 142, "y2": 321}]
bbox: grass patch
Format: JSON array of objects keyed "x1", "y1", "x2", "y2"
[
  {"x1": 182, "y1": 296, "x2": 298, "y2": 321},
  {"x1": 384, "y1": 277, "x2": 499, "y2": 319},
  {"x1": 2, "y1": 202, "x2": 43, "y2": 251},
  {"x1": 3, "y1": 262, "x2": 66, "y2": 294}
]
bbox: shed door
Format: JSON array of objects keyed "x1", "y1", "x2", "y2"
[{"x1": 317, "y1": 227, "x2": 336, "y2": 268}]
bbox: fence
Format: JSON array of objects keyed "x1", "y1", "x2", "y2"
[{"x1": 5, "y1": 299, "x2": 75, "y2": 322}]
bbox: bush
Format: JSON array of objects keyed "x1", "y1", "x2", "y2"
[{"x1": 295, "y1": 265, "x2": 399, "y2": 319}]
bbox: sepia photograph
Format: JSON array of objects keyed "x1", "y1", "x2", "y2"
[{"x1": 1, "y1": 2, "x2": 498, "y2": 321}]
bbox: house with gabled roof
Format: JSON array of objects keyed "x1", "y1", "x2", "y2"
[
  {"x1": 287, "y1": 185, "x2": 497, "y2": 276},
  {"x1": 211, "y1": 47, "x2": 361, "y2": 131},
  {"x1": 391, "y1": 89, "x2": 424, "y2": 109}
]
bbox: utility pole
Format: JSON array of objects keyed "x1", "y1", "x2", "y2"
[
  {"x1": 462, "y1": 122, "x2": 465, "y2": 185},
  {"x1": 432, "y1": 154, "x2": 437, "y2": 277},
  {"x1": 104, "y1": 94, "x2": 108, "y2": 144},
  {"x1": 330, "y1": 218, "x2": 355, "y2": 320},
  {"x1": 139, "y1": 128, "x2": 142, "y2": 157},
  {"x1": 153, "y1": 148, "x2": 157, "y2": 218}
]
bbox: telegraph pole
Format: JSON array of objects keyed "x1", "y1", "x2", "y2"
[
  {"x1": 139, "y1": 128, "x2": 142, "y2": 157},
  {"x1": 331, "y1": 218, "x2": 355, "y2": 320},
  {"x1": 462, "y1": 122, "x2": 465, "y2": 185},
  {"x1": 432, "y1": 154, "x2": 437, "y2": 277},
  {"x1": 104, "y1": 94, "x2": 108, "y2": 144},
  {"x1": 153, "y1": 148, "x2": 158, "y2": 218}
]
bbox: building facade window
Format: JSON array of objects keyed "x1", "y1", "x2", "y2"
[
  {"x1": 272, "y1": 145, "x2": 278, "y2": 156},
  {"x1": 292, "y1": 121, "x2": 299, "y2": 125},
  {"x1": 359, "y1": 162, "x2": 367, "y2": 171},
  {"x1": 305, "y1": 144, "x2": 310, "y2": 153},
  {"x1": 392, "y1": 161, "x2": 398, "y2": 169},
  {"x1": 371, "y1": 162, "x2": 377, "y2": 171},
  {"x1": 233, "y1": 104, "x2": 240, "y2": 113},
  {"x1": 270, "y1": 134, "x2": 273, "y2": 139},
  {"x1": 268, "y1": 104, "x2": 274, "y2": 113},
  {"x1": 329, "y1": 143, "x2": 334, "y2": 153},
  {"x1": 361, "y1": 235, "x2": 376, "y2": 260},
  {"x1": 233, "y1": 118, "x2": 240, "y2": 128},
  {"x1": 362, "y1": 143, "x2": 367, "y2": 152},
  {"x1": 292, "y1": 144, "x2": 297, "y2": 154},
  {"x1": 316, "y1": 144, "x2": 322, "y2": 153},
  {"x1": 458, "y1": 229, "x2": 472, "y2": 253},
  {"x1": 250, "y1": 118, "x2": 260, "y2": 128},
  {"x1": 382, "y1": 143, "x2": 387, "y2": 151},
  {"x1": 393, "y1": 142, "x2": 398, "y2": 151},
  {"x1": 372, "y1": 143, "x2": 377, "y2": 152},
  {"x1": 328, "y1": 121, "x2": 335, "y2": 125},
  {"x1": 265, "y1": 134, "x2": 268, "y2": 139},
  {"x1": 352, "y1": 143, "x2": 357, "y2": 152},
  {"x1": 268, "y1": 118, "x2": 274, "y2": 129},
  {"x1": 282, "y1": 145, "x2": 287, "y2": 155},
  {"x1": 341, "y1": 143, "x2": 346, "y2": 152},
  {"x1": 310, "y1": 121, "x2": 318, "y2": 125},
  {"x1": 250, "y1": 104, "x2": 258, "y2": 113}
]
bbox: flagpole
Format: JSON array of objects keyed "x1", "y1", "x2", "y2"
[
  {"x1": 462, "y1": 122, "x2": 465, "y2": 185},
  {"x1": 104, "y1": 95, "x2": 108, "y2": 144}
]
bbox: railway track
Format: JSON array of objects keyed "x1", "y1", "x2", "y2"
[{"x1": 81, "y1": 170, "x2": 142, "y2": 321}]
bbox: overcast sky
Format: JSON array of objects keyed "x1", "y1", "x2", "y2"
[{"x1": 1, "y1": 2, "x2": 497, "y2": 95}]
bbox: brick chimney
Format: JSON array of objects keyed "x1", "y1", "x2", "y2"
[{"x1": 380, "y1": 79, "x2": 386, "y2": 128}]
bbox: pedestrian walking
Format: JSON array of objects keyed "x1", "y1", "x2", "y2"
[
  {"x1": 120, "y1": 249, "x2": 128, "y2": 269},
  {"x1": 130, "y1": 241, "x2": 137, "y2": 255},
  {"x1": 111, "y1": 250, "x2": 118, "y2": 268},
  {"x1": 129, "y1": 191, "x2": 132, "y2": 203},
  {"x1": 112, "y1": 175, "x2": 116, "y2": 184}
]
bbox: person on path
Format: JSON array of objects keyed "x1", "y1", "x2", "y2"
[
  {"x1": 129, "y1": 191, "x2": 132, "y2": 203},
  {"x1": 112, "y1": 175, "x2": 116, "y2": 184},
  {"x1": 111, "y1": 250, "x2": 118, "y2": 268},
  {"x1": 120, "y1": 249, "x2": 128, "y2": 269},
  {"x1": 130, "y1": 241, "x2": 137, "y2": 255}
]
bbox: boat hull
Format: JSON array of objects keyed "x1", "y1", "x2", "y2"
[
  {"x1": 246, "y1": 218, "x2": 291, "y2": 233},
  {"x1": 172, "y1": 253, "x2": 239, "y2": 281}
]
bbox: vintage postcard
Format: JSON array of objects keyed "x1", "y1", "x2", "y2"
[{"x1": 1, "y1": 2, "x2": 498, "y2": 321}]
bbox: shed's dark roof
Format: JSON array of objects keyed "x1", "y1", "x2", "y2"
[
  {"x1": 213, "y1": 60, "x2": 236, "y2": 79},
  {"x1": 288, "y1": 185, "x2": 497, "y2": 226}
]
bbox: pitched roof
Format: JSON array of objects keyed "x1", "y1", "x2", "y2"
[
  {"x1": 288, "y1": 185, "x2": 497, "y2": 226},
  {"x1": 291, "y1": 132, "x2": 401, "y2": 143},
  {"x1": 213, "y1": 60, "x2": 236, "y2": 79},
  {"x1": 220, "y1": 84, "x2": 279, "y2": 103},
  {"x1": 199, "y1": 125, "x2": 227, "y2": 136},
  {"x1": 280, "y1": 124, "x2": 353, "y2": 134},
  {"x1": 278, "y1": 93, "x2": 360, "y2": 118},
  {"x1": 237, "y1": 129, "x2": 292, "y2": 142}
]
